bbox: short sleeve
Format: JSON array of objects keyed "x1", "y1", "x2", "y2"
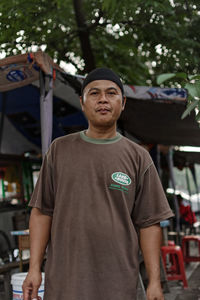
[
  {"x1": 132, "y1": 162, "x2": 174, "y2": 228},
  {"x1": 29, "y1": 151, "x2": 54, "y2": 217}
]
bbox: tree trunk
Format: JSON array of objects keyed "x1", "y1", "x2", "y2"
[{"x1": 73, "y1": 0, "x2": 96, "y2": 73}]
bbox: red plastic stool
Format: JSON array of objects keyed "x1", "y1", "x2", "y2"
[
  {"x1": 161, "y1": 245, "x2": 188, "y2": 288},
  {"x1": 167, "y1": 240, "x2": 177, "y2": 273},
  {"x1": 182, "y1": 235, "x2": 200, "y2": 263},
  {"x1": 168, "y1": 240, "x2": 175, "y2": 246}
]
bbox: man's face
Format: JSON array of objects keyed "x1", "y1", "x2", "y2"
[{"x1": 80, "y1": 80, "x2": 126, "y2": 128}]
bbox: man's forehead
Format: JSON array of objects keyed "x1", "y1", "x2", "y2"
[{"x1": 85, "y1": 80, "x2": 120, "y2": 91}]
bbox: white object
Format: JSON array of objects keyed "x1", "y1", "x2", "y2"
[{"x1": 11, "y1": 272, "x2": 45, "y2": 300}]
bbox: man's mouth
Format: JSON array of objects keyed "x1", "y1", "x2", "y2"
[{"x1": 96, "y1": 107, "x2": 111, "y2": 113}]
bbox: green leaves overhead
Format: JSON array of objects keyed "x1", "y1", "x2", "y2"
[{"x1": 1, "y1": 0, "x2": 200, "y2": 85}]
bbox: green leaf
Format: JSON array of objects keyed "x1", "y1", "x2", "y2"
[
  {"x1": 175, "y1": 72, "x2": 187, "y2": 79},
  {"x1": 157, "y1": 72, "x2": 187, "y2": 85},
  {"x1": 195, "y1": 111, "x2": 200, "y2": 122},
  {"x1": 156, "y1": 73, "x2": 176, "y2": 85},
  {"x1": 188, "y1": 75, "x2": 200, "y2": 81},
  {"x1": 181, "y1": 99, "x2": 199, "y2": 119},
  {"x1": 102, "y1": 0, "x2": 117, "y2": 12},
  {"x1": 185, "y1": 82, "x2": 200, "y2": 99}
]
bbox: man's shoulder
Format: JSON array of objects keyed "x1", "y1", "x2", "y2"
[
  {"x1": 53, "y1": 132, "x2": 80, "y2": 144},
  {"x1": 48, "y1": 132, "x2": 81, "y2": 153},
  {"x1": 120, "y1": 135, "x2": 153, "y2": 170},
  {"x1": 121, "y1": 135, "x2": 150, "y2": 156}
]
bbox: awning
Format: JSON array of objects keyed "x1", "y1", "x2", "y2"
[{"x1": 1, "y1": 51, "x2": 200, "y2": 156}]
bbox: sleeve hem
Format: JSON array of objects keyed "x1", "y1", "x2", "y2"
[
  {"x1": 29, "y1": 204, "x2": 53, "y2": 217},
  {"x1": 136, "y1": 210, "x2": 174, "y2": 228}
]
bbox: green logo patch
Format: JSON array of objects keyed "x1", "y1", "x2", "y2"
[{"x1": 111, "y1": 172, "x2": 131, "y2": 186}]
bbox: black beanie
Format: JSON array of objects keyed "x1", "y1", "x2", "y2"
[{"x1": 81, "y1": 67, "x2": 124, "y2": 95}]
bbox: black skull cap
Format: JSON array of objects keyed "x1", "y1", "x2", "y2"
[{"x1": 81, "y1": 67, "x2": 124, "y2": 95}]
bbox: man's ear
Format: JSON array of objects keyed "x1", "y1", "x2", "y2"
[
  {"x1": 122, "y1": 96, "x2": 126, "y2": 110},
  {"x1": 80, "y1": 96, "x2": 84, "y2": 111}
]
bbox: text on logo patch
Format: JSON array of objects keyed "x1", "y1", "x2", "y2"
[{"x1": 111, "y1": 172, "x2": 131, "y2": 186}]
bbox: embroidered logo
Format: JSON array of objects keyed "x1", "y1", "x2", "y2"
[{"x1": 111, "y1": 172, "x2": 131, "y2": 186}]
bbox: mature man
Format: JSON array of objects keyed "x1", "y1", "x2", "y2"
[{"x1": 23, "y1": 68, "x2": 173, "y2": 300}]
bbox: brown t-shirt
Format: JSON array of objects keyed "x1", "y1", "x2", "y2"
[{"x1": 29, "y1": 131, "x2": 173, "y2": 300}]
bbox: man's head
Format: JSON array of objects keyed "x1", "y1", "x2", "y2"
[{"x1": 80, "y1": 68, "x2": 126, "y2": 131}]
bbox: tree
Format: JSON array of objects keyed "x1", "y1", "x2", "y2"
[{"x1": 1, "y1": 0, "x2": 200, "y2": 85}]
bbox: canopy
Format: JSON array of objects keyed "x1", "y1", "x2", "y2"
[
  {"x1": 0, "y1": 51, "x2": 200, "y2": 156},
  {"x1": 120, "y1": 87, "x2": 200, "y2": 146},
  {"x1": 0, "y1": 52, "x2": 87, "y2": 155},
  {"x1": 174, "y1": 151, "x2": 200, "y2": 166}
]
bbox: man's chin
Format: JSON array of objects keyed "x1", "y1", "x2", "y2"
[{"x1": 91, "y1": 120, "x2": 115, "y2": 128}]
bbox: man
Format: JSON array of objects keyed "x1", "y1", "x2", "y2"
[{"x1": 23, "y1": 68, "x2": 173, "y2": 300}]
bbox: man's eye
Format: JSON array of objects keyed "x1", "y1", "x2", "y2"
[{"x1": 108, "y1": 91, "x2": 116, "y2": 95}]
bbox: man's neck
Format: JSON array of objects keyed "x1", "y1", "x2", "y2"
[{"x1": 85, "y1": 125, "x2": 117, "y2": 139}]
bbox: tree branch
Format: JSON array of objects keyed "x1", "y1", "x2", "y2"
[
  {"x1": 185, "y1": 0, "x2": 192, "y2": 17},
  {"x1": 73, "y1": 0, "x2": 96, "y2": 72}
]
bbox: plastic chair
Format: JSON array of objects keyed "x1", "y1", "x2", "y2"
[
  {"x1": 182, "y1": 235, "x2": 200, "y2": 263},
  {"x1": 161, "y1": 245, "x2": 188, "y2": 288}
]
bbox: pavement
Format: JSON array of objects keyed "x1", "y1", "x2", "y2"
[{"x1": 164, "y1": 262, "x2": 200, "y2": 300}]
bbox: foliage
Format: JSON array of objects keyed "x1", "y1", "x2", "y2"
[
  {"x1": 1, "y1": 0, "x2": 200, "y2": 85},
  {"x1": 157, "y1": 72, "x2": 200, "y2": 122}
]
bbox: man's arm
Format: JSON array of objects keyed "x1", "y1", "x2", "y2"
[
  {"x1": 22, "y1": 208, "x2": 52, "y2": 300},
  {"x1": 139, "y1": 224, "x2": 164, "y2": 300}
]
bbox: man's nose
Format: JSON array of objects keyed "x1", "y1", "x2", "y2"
[{"x1": 98, "y1": 92, "x2": 108, "y2": 102}]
